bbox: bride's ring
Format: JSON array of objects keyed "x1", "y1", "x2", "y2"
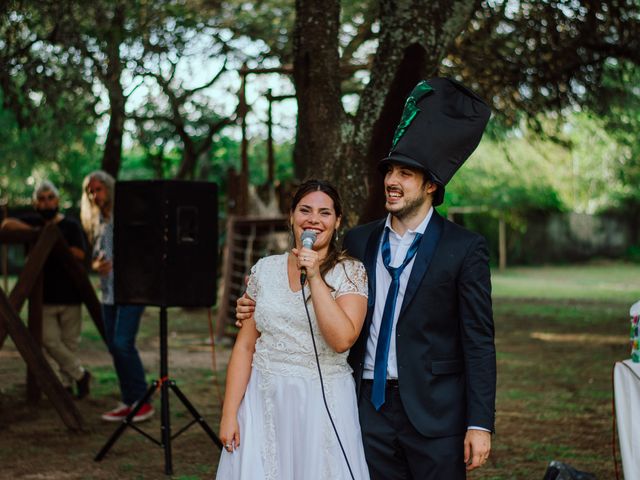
[{"x1": 224, "y1": 443, "x2": 231, "y2": 449}]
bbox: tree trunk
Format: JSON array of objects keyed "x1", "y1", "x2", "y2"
[
  {"x1": 292, "y1": 0, "x2": 344, "y2": 181},
  {"x1": 176, "y1": 136, "x2": 197, "y2": 180},
  {"x1": 100, "y1": 4, "x2": 126, "y2": 179},
  {"x1": 175, "y1": 121, "x2": 224, "y2": 180},
  {"x1": 102, "y1": 87, "x2": 125, "y2": 178},
  {"x1": 352, "y1": 0, "x2": 479, "y2": 226},
  {"x1": 293, "y1": 0, "x2": 479, "y2": 228}
]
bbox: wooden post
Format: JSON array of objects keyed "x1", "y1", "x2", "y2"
[
  {"x1": 499, "y1": 215, "x2": 507, "y2": 271},
  {"x1": 1, "y1": 244, "x2": 7, "y2": 293},
  {"x1": 0, "y1": 203, "x2": 6, "y2": 293},
  {"x1": 215, "y1": 215, "x2": 236, "y2": 340},
  {"x1": 238, "y1": 64, "x2": 249, "y2": 216},
  {"x1": 8, "y1": 225, "x2": 57, "y2": 309},
  {"x1": 0, "y1": 224, "x2": 105, "y2": 349},
  {"x1": 0, "y1": 287, "x2": 6, "y2": 344},
  {"x1": 0, "y1": 287, "x2": 84, "y2": 430},
  {"x1": 227, "y1": 167, "x2": 248, "y2": 217},
  {"x1": 0, "y1": 223, "x2": 99, "y2": 429},
  {"x1": 26, "y1": 271, "x2": 43, "y2": 403},
  {"x1": 0, "y1": 226, "x2": 56, "y2": 349},
  {"x1": 266, "y1": 89, "x2": 275, "y2": 184}
]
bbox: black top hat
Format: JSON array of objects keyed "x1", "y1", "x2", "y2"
[{"x1": 380, "y1": 77, "x2": 491, "y2": 206}]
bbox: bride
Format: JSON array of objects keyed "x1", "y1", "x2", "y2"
[{"x1": 216, "y1": 179, "x2": 370, "y2": 480}]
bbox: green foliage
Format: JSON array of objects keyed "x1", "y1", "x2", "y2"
[
  {"x1": 585, "y1": 61, "x2": 640, "y2": 213},
  {"x1": 123, "y1": 133, "x2": 294, "y2": 186},
  {"x1": 217, "y1": 0, "x2": 296, "y2": 62},
  {"x1": 626, "y1": 245, "x2": 640, "y2": 263},
  {"x1": 0, "y1": 89, "x2": 101, "y2": 207},
  {"x1": 117, "y1": 147, "x2": 177, "y2": 180},
  {"x1": 562, "y1": 112, "x2": 629, "y2": 213},
  {"x1": 445, "y1": 102, "x2": 640, "y2": 219},
  {"x1": 445, "y1": 126, "x2": 566, "y2": 216},
  {"x1": 1, "y1": 0, "x2": 638, "y2": 227},
  {"x1": 446, "y1": 1, "x2": 640, "y2": 127},
  {"x1": 114, "y1": 133, "x2": 294, "y2": 220}
]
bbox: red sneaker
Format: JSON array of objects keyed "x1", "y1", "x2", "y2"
[
  {"x1": 132, "y1": 402, "x2": 155, "y2": 423},
  {"x1": 101, "y1": 403, "x2": 130, "y2": 422}
]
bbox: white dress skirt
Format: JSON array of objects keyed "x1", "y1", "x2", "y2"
[{"x1": 215, "y1": 254, "x2": 370, "y2": 480}]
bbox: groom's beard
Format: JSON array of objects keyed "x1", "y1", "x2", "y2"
[{"x1": 387, "y1": 190, "x2": 429, "y2": 221}]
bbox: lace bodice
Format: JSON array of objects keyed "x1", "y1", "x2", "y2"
[{"x1": 246, "y1": 253, "x2": 368, "y2": 378}]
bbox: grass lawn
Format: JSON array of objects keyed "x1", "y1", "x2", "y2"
[
  {"x1": 0, "y1": 261, "x2": 638, "y2": 479},
  {"x1": 476, "y1": 261, "x2": 638, "y2": 480},
  {"x1": 492, "y1": 261, "x2": 639, "y2": 303}
]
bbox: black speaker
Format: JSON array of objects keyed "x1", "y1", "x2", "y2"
[{"x1": 113, "y1": 180, "x2": 218, "y2": 307}]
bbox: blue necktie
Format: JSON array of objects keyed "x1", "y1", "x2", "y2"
[{"x1": 371, "y1": 227, "x2": 423, "y2": 410}]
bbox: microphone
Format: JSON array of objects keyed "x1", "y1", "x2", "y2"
[{"x1": 300, "y1": 229, "x2": 317, "y2": 285}]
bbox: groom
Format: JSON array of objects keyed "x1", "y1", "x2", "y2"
[{"x1": 343, "y1": 77, "x2": 496, "y2": 479}]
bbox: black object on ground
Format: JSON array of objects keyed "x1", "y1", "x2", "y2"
[{"x1": 543, "y1": 461, "x2": 597, "y2": 480}]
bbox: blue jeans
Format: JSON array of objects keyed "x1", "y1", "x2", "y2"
[{"x1": 102, "y1": 304, "x2": 148, "y2": 405}]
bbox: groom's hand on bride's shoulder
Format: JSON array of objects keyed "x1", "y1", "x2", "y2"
[{"x1": 235, "y1": 290, "x2": 256, "y2": 328}]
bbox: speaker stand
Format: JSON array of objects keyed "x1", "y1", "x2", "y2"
[{"x1": 94, "y1": 306, "x2": 223, "y2": 475}]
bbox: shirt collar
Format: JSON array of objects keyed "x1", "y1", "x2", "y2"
[{"x1": 384, "y1": 207, "x2": 433, "y2": 238}]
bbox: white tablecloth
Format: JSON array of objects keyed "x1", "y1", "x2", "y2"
[{"x1": 614, "y1": 359, "x2": 640, "y2": 480}]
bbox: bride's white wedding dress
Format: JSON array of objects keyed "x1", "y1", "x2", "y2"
[{"x1": 215, "y1": 253, "x2": 370, "y2": 480}]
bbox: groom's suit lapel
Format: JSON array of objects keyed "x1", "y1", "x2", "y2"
[
  {"x1": 363, "y1": 220, "x2": 385, "y2": 310},
  {"x1": 398, "y1": 211, "x2": 444, "y2": 320}
]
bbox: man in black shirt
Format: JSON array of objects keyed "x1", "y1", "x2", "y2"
[{"x1": 1, "y1": 180, "x2": 91, "y2": 398}]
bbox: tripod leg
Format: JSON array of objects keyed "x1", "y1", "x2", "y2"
[
  {"x1": 94, "y1": 382, "x2": 157, "y2": 461},
  {"x1": 170, "y1": 381, "x2": 223, "y2": 450},
  {"x1": 157, "y1": 305, "x2": 174, "y2": 475},
  {"x1": 161, "y1": 377, "x2": 173, "y2": 475}
]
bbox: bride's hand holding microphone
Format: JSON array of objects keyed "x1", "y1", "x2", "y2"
[{"x1": 294, "y1": 229, "x2": 318, "y2": 285}]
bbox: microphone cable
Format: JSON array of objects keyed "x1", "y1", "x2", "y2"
[{"x1": 300, "y1": 284, "x2": 356, "y2": 480}]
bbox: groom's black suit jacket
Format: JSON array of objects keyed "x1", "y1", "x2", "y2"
[{"x1": 344, "y1": 211, "x2": 496, "y2": 437}]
